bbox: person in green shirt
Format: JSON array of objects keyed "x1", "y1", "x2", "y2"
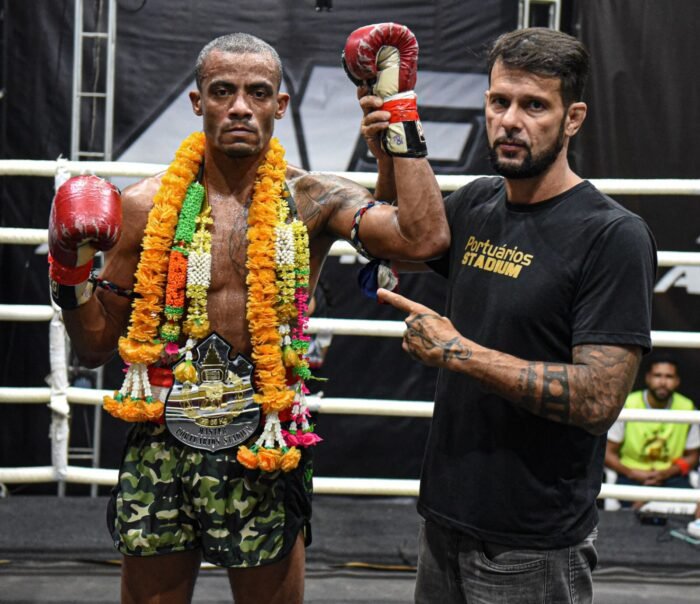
[{"x1": 606, "y1": 354, "x2": 699, "y2": 508}]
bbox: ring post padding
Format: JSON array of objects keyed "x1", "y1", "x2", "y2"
[{"x1": 48, "y1": 310, "x2": 70, "y2": 480}]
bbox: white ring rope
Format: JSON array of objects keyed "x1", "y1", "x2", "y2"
[
  {"x1": 0, "y1": 304, "x2": 54, "y2": 321},
  {"x1": 1, "y1": 160, "x2": 700, "y2": 504},
  {"x1": 2, "y1": 159, "x2": 700, "y2": 195},
  {"x1": 3, "y1": 387, "x2": 700, "y2": 426},
  {"x1": 0, "y1": 227, "x2": 49, "y2": 245},
  {"x1": 1, "y1": 307, "x2": 699, "y2": 348},
  {"x1": 0, "y1": 464, "x2": 697, "y2": 503},
  {"x1": 2, "y1": 227, "x2": 700, "y2": 268}
]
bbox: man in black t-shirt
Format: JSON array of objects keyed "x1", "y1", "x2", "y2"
[{"x1": 362, "y1": 28, "x2": 656, "y2": 603}]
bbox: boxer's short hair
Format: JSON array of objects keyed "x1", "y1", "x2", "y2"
[{"x1": 195, "y1": 33, "x2": 283, "y2": 91}]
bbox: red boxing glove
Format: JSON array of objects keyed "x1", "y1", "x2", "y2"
[
  {"x1": 343, "y1": 22, "x2": 427, "y2": 157},
  {"x1": 48, "y1": 175, "x2": 121, "y2": 309}
]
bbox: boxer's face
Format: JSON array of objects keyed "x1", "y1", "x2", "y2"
[
  {"x1": 485, "y1": 60, "x2": 585, "y2": 179},
  {"x1": 190, "y1": 50, "x2": 289, "y2": 158}
]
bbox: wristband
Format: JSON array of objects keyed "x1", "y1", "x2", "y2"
[
  {"x1": 350, "y1": 201, "x2": 389, "y2": 260},
  {"x1": 48, "y1": 254, "x2": 94, "y2": 286},
  {"x1": 348, "y1": 201, "x2": 399, "y2": 299},
  {"x1": 383, "y1": 94, "x2": 420, "y2": 124},
  {"x1": 672, "y1": 458, "x2": 691, "y2": 476},
  {"x1": 92, "y1": 277, "x2": 138, "y2": 299},
  {"x1": 49, "y1": 277, "x2": 94, "y2": 310}
]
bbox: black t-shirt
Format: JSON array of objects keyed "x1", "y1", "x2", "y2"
[{"x1": 421, "y1": 177, "x2": 657, "y2": 549}]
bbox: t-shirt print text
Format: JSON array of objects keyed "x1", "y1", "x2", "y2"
[{"x1": 461, "y1": 235, "x2": 533, "y2": 279}]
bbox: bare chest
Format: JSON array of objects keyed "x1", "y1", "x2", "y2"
[
  {"x1": 202, "y1": 201, "x2": 250, "y2": 352},
  {"x1": 186, "y1": 196, "x2": 324, "y2": 354}
]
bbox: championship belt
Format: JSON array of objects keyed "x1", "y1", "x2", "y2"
[{"x1": 165, "y1": 333, "x2": 261, "y2": 452}]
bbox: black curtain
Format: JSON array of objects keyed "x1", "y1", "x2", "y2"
[{"x1": 574, "y1": 0, "x2": 700, "y2": 400}]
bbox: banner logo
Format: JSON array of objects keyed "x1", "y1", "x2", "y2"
[{"x1": 655, "y1": 266, "x2": 700, "y2": 295}]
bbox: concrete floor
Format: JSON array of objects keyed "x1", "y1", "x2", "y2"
[
  {"x1": 3, "y1": 561, "x2": 700, "y2": 603},
  {"x1": 2, "y1": 495, "x2": 700, "y2": 603}
]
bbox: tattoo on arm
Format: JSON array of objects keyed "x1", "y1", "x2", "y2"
[
  {"x1": 303, "y1": 202, "x2": 322, "y2": 224},
  {"x1": 291, "y1": 174, "x2": 373, "y2": 235},
  {"x1": 513, "y1": 345, "x2": 640, "y2": 434},
  {"x1": 541, "y1": 363, "x2": 570, "y2": 424},
  {"x1": 568, "y1": 344, "x2": 640, "y2": 433},
  {"x1": 313, "y1": 180, "x2": 370, "y2": 211},
  {"x1": 518, "y1": 363, "x2": 540, "y2": 413},
  {"x1": 516, "y1": 362, "x2": 571, "y2": 421},
  {"x1": 405, "y1": 314, "x2": 473, "y2": 363},
  {"x1": 441, "y1": 337, "x2": 473, "y2": 363}
]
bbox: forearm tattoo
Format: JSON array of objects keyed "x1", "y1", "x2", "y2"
[
  {"x1": 516, "y1": 363, "x2": 574, "y2": 424},
  {"x1": 541, "y1": 363, "x2": 570, "y2": 423},
  {"x1": 515, "y1": 344, "x2": 640, "y2": 433},
  {"x1": 518, "y1": 363, "x2": 539, "y2": 411}
]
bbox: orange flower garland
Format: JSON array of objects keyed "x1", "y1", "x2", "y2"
[
  {"x1": 103, "y1": 131, "x2": 205, "y2": 421},
  {"x1": 103, "y1": 132, "x2": 315, "y2": 472},
  {"x1": 237, "y1": 138, "x2": 301, "y2": 472},
  {"x1": 244, "y1": 138, "x2": 295, "y2": 414},
  {"x1": 124, "y1": 132, "x2": 206, "y2": 355}
]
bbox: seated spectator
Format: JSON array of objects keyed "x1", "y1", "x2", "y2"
[{"x1": 605, "y1": 354, "x2": 699, "y2": 508}]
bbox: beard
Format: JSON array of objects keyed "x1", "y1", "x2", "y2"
[
  {"x1": 650, "y1": 387, "x2": 672, "y2": 404},
  {"x1": 488, "y1": 118, "x2": 566, "y2": 179}
]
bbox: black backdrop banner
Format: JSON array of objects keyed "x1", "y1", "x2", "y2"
[
  {"x1": 1, "y1": 1, "x2": 698, "y2": 491},
  {"x1": 575, "y1": 0, "x2": 700, "y2": 405}
]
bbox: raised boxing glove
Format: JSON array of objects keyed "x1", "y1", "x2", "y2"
[
  {"x1": 48, "y1": 175, "x2": 121, "y2": 309},
  {"x1": 343, "y1": 22, "x2": 427, "y2": 157}
]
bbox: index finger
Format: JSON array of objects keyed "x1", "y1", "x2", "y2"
[{"x1": 377, "y1": 288, "x2": 432, "y2": 316}]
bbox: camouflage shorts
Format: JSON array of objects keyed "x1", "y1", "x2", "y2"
[{"x1": 107, "y1": 423, "x2": 313, "y2": 568}]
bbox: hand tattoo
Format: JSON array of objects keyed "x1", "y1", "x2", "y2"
[
  {"x1": 405, "y1": 314, "x2": 472, "y2": 364},
  {"x1": 441, "y1": 337, "x2": 473, "y2": 363}
]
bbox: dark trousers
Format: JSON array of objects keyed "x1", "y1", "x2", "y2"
[{"x1": 414, "y1": 519, "x2": 597, "y2": 604}]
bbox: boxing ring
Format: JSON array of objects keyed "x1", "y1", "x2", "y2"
[{"x1": 1, "y1": 158, "x2": 700, "y2": 511}]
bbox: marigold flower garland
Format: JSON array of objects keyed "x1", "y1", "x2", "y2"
[
  {"x1": 103, "y1": 131, "x2": 206, "y2": 422},
  {"x1": 236, "y1": 137, "x2": 316, "y2": 472},
  {"x1": 103, "y1": 132, "x2": 318, "y2": 472}
]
